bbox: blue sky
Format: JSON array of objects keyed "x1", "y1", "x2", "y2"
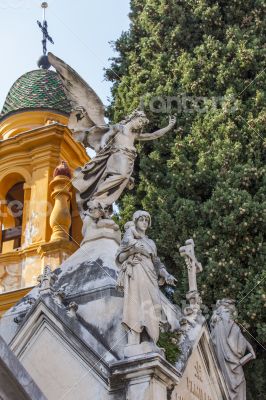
[{"x1": 0, "y1": 0, "x2": 130, "y2": 110}]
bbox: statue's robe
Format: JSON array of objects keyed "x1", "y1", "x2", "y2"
[
  {"x1": 73, "y1": 137, "x2": 136, "y2": 210},
  {"x1": 116, "y1": 234, "x2": 165, "y2": 343},
  {"x1": 211, "y1": 318, "x2": 249, "y2": 400}
]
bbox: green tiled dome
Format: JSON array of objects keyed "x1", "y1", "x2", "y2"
[{"x1": 0, "y1": 69, "x2": 71, "y2": 119}]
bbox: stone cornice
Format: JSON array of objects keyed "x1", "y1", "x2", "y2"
[{"x1": 0, "y1": 123, "x2": 88, "y2": 167}]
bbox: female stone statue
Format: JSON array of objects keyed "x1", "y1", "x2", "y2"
[
  {"x1": 72, "y1": 111, "x2": 176, "y2": 213},
  {"x1": 116, "y1": 210, "x2": 176, "y2": 346},
  {"x1": 48, "y1": 53, "x2": 176, "y2": 215},
  {"x1": 210, "y1": 299, "x2": 256, "y2": 400}
]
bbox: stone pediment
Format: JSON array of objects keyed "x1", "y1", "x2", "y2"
[
  {"x1": 173, "y1": 324, "x2": 229, "y2": 400},
  {"x1": 0, "y1": 289, "x2": 230, "y2": 400},
  {"x1": 8, "y1": 296, "x2": 123, "y2": 400}
]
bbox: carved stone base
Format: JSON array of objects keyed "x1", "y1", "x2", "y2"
[
  {"x1": 82, "y1": 226, "x2": 121, "y2": 245},
  {"x1": 124, "y1": 342, "x2": 164, "y2": 358},
  {"x1": 81, "y1": 216, "x2": 121, "y2": 245},
  {"x1": 110, "y1": 353, "x2": 180, "y2": 400}
]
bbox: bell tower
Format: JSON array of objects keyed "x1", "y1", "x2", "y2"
[{"x1": 0, "y1": 4, "x2": 89, "y2": 314}]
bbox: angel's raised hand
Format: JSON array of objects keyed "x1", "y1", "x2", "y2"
[{"x1": 168, "y1": 115, "x2": 176, "y2": 127}]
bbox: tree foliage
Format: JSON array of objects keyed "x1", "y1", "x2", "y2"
[{"x1": 106, "y1": 1, "x2": 266, "y2": 396}]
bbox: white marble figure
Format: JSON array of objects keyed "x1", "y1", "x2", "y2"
[
  {"x1": 210, "y1": 299, "x2": 256, "y2": 400},
  {"x1": 116, "y1": 210, "x2": 176, "y2": 347},
  {"x1": 48, "y1": 53, "x2": 176, "y2": 215}
]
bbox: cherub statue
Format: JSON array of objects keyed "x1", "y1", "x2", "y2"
[
  {"x1": 81, "y1": 200, "x2": 119, "y2": 243},
  {"x1": 210, "y1": 299, "x2": 256, "y2": 400},
  {"x1": 48, "y1": 53, "x2": 176, "y2": 216}
]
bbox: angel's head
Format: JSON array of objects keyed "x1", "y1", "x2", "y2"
[{"x1": 122, "y1": 110, "x2": 149, "y2": 130}]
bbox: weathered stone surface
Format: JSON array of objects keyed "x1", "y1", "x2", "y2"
[
  {"x1": 173, "y1": 325, "x2": 229, "y2": 400},
  {"x1": 0, "y1": 335, "x2": 46, "y2": 400},
  {"x1": 54, "y1": 238, "x2": 119, "y2": 296},
  {"x1": 8, "y1": 295, "x2": 122, "y2": 400}
]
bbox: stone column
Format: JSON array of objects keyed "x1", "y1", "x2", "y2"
[
  {"x1": 110, "y1": 353, "x2": 180, "y2": 400},
  {"x1": 49, "y1": 161, "x2": 72, "y2": 242}
]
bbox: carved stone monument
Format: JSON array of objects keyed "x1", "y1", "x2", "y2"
[
  {"x1": 210, "y1": 299, "x2": 256, "y2": 400},
  {"x1": 0, "y1": 51, "x2": 239, "y2": 400}
]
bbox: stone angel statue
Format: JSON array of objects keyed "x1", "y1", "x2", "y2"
[{"x1": 48, "y1": 53, "x2": 176, "y2": 215}]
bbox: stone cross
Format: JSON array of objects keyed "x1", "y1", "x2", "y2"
[
  {"x1": 179, "y1": 239, "x2": 202, "y2": 293},
  {"x1": 179, "y1": 239, "x2": 203, "y2": 315},
  {"x1": 37, "y1": 265, "x2": 57, "y2": 294}
]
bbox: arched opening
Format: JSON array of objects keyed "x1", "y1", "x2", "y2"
[{"x1": 1, "y1": 182, "x2": 24, "y2": 253}]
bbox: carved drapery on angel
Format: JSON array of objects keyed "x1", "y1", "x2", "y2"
[
  {"x1": 210, "y1": 299, "x2": 256, "y2": 400},
  {"x1": 48, "y1": 53, "x2": 176, "y2": 216}
]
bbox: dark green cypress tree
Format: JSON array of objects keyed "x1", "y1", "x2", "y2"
[{"x1": 106, "y1": 1, "x2": 266, "y2": 396}]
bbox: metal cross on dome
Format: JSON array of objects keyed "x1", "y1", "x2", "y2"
[{"x1": 37, "y1": 2, "x2": 54, "y2": 68}]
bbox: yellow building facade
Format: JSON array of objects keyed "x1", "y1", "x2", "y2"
[{"x1": 0, "y1": 69, "x2": 89, "y2": 314}]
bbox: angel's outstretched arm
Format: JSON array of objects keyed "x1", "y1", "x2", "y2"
[{"x1": 137, "y1": 116, "x2": 176, "y2": 141}]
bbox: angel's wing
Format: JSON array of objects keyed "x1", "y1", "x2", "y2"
[{"x1": 48, "y1": 52, "x2": 108, "y2": 149}]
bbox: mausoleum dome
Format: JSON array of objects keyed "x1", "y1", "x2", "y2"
[{"x1": 0, "y1": 69, "x2": 71, "y2": 120}]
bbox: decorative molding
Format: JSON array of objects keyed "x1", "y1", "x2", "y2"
[{"x1": 0, "y1": 287, "x2": 33, "y2": 315}]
